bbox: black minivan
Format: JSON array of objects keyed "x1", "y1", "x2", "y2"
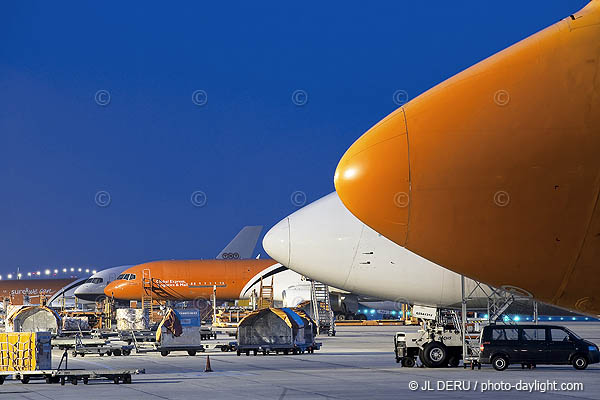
[{"x1": 480, "y1": 324, "x2": 600, "y2": 370}]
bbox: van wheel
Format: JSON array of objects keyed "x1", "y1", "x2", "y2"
[
  {"x1": 422, "y1": 342, "x2": 447, "y2": 368},
  {"x1": 492, "y1": 355, "x2": 509, "y2": 371},
  {"x1": 572, "y1": 355, "x2": 588, "y2": 370}
]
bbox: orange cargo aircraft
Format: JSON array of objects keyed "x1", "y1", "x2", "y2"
[
  {"x1": 0, "y1": 278, "x2": 76, "y2": 305},
  {"x1": 104, "y1": 259, "x2": 287, "y2": 301},
  {"x1": 335, "y1": 1, "x2": 600, "y2": 314}
]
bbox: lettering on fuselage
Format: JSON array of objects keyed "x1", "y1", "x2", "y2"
[
  {"x1": 157, "y1": 280, "x2": 189, "y2": 288},
  {"x1": 9, "y1": 288, "x2": 54, "y2": 296}
]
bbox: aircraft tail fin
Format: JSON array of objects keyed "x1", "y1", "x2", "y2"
[{"x1": 216, "y1": 226, "x2": 263, "y2": 259}]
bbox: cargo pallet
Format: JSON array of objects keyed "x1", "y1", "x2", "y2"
[{"x1": 236, "y1": 342, "x2": 321, "y2": 356}]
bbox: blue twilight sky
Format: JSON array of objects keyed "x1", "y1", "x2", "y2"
[{"x1": 0, "y1": 1, "x2": 588, "y2": 274}]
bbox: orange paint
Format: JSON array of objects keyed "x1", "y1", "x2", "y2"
[
  {"x1": 335, "y1": 1, "x2": 600, "y2": 314},
  {"x1": 104, "y1": 259, "x2": 279, "y2": 301}
]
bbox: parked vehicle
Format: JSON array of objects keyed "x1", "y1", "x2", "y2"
[{"x1": 479, "y1": 324, "x2": 600, "y2": 370}]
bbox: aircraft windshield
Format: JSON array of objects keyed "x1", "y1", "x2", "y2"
[{"x1": 116, "y1": 273, "x2": 136, "y2": 281}]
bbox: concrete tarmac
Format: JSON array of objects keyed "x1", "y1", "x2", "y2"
[{"x1": 1, "y1": 322, "x2": 599, "y2": 400}]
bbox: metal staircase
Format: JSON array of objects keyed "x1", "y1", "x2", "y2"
[
  {"x1": 258, "y1": 276, "x2": 274, "y2": 309},
  {"x1": 310, "y1": 280, "x2": 335, "y2": 336},
  {"x1": 141, "y1": 269, "x2": 154, "y2": 319},
  {"x1": 487, "y1": 287, "x2": 519, "y2": 323}
]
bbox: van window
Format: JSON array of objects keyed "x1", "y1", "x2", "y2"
[
  {"x1": 492, "y1": 327, "x2": 519, "y2": 341},
  {"x1": 522, "y1": 328, "x2": 546, "y2": 341},
  {"x1": 550, "y1": 328, "x2": 570, "y2": 342}
]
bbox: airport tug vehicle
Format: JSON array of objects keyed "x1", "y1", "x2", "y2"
[{"x1": 394, "y1": 306, "x2": 477, "y2": 368}]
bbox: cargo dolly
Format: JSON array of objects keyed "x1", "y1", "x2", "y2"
[
  {"x1": 71, "y1": 343, "x2": 135, "y2": 357},
  {"x1": 119, "y1": 329, "x2": 157, "y2": 345},
  {"x1": 0, "y1": 350, "x2": 144, "y2": 385},
  {"x1": 133, "y1": 341, "x2": 235, "y2": 356},
  {"x1": 236, "y1": 342, "x2": 321, "y2": 356},
  {"x1": 69, "y1": 333, "x2": 134, "y2": 357}
]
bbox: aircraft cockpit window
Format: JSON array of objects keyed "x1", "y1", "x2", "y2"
[
  {"x1": 93, "y1": 278, "x2": 103, "y2": 284},
  {"x1": 128, "y1": 274, "x2": 136, "y2": 280},
  {"x1": 117, "y1": 274, "x2": 126, "y2": 280}
]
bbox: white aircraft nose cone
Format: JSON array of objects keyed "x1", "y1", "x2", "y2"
[{"x1": 263, "y1": 217, "x2": 290, "y2": 267}]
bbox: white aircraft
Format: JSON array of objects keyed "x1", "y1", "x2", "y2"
[
  {"x1": 74, "y1": 265, "x2": 133, "y2": 302},
  {"x1": 263, "y1": 192, "x2": 489, "y2": 309}
]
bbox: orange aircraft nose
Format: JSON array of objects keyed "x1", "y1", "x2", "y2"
[
  {"x1": 104, "y1": 280, "x2": 137, "y2": 300},
  {"x1": 334, "y1": 109, "x2": 410, "y2": 245},
  {"x1": 334, "y1": 0, "x2": 600, "y2": 315}
]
